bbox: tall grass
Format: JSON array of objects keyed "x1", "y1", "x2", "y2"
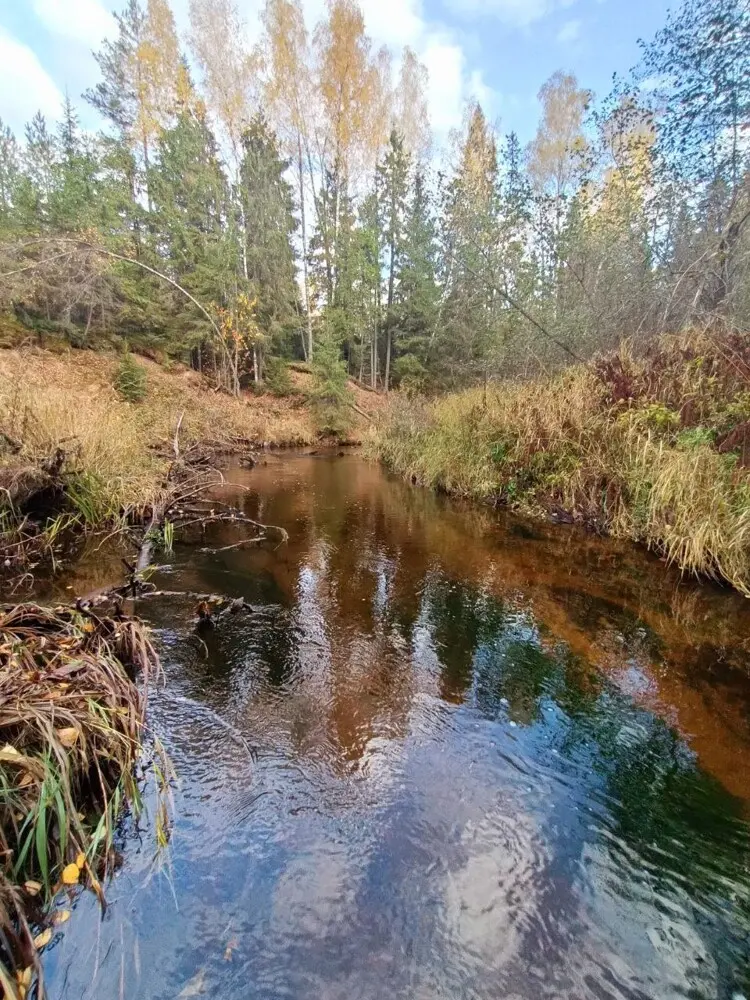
[
  {"x1": 371, "y1": 331, "x2": 750, "y2": 593},
  {"x1": 0, "y1": 346, "x2": 320, "y2": 578}
]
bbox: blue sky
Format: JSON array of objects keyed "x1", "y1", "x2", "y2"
[{"x1": 0, "y1": 0, "x2": 675, "y2": 143}]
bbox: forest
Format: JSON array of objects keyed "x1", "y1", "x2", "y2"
[
  {"x1": 0, "y1": 0, "x2": 747, "y2": 396},
  {"x1": 2, "y1": 2, "x2": 750, "y2": 994}
]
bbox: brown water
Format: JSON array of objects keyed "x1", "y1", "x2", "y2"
[{"x1": 42, "y1": 454, "x2": 750, "y2": 999}]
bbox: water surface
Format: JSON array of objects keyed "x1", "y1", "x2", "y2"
[{"x1": 44, "y1": 454, "x2": 750, "y2": 999}]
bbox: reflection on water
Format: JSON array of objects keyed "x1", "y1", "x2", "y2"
[{"x1": 43, "y1": 455, "x2": 750, "y2": 1000}]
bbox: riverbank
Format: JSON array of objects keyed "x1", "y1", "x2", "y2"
[
  {"x1": 0, "y1": 343, "x2": 377, "y2": 585},
  {"x1": 372, "y1": 329, "x2": 750, "y2": 595},
  {"x1": 0, "y1": 602, "x2": 161, "y2": 996}
]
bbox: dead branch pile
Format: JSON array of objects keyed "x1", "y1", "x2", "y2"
[{"x1": 0, "y1": 603, "x2": 160, "y2": 995}]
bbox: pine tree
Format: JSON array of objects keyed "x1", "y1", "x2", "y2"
[
  {"x1": 149, "y1": 103, "x2": 237, "y2": 351},
  {"x1": 395, "y1": 169, "x2": 439, "y2": 388},
  {"x1": 438, "y1": 103, "x2": 501, "y2": 384},
  {"x1": 0, "y1": 119, "x2": 20, "y2": 233},
  {"x1": 20, "y1": 113, "x2": 58, "y2": 229},
  {"x1": 115, "y1": 349, "x2": 148, "y2": 401},
  {"x1": 239, "y1": 114, "x2": 299, "y2": 365},
  {"x1": 376, "y1": 128, "x2": 410, "y2": 391},
  {"x1": 50, "y1": 95, "x2": 98, "y2": 232}
]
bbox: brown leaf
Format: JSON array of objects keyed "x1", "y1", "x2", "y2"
[
  {"x1": 23, "y1": 881, "x2": 42, "y2": 896},
  {"x1": 51, "y1": 910, "x2": 70, "y2": 925},
  {"x1": 56, "y1": 727, "x2": 80, "y2": 748}
]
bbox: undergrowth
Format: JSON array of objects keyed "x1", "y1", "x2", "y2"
[{"x1": 371, "y1": 329, "x2": 750, "y2": 594}]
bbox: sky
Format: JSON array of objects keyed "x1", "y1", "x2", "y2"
[{"x1": 0, "y1": 0, "x2": 676, "y2": 145}]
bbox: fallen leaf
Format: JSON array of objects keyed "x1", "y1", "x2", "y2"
[
  {"x1": 223, "y1": 936, "x2": 239, "y2": 962},
  {"x1": 61, "y1": 864, "x2": 79, "y2": 885},
  {"x1": 75, "y1": 852, "x2": 85, "y2": 870},
  {"x1": 0, "y1": 745, "x2": 21, "y2": 761},
  {"x1": 177, "y1": 968, "x2": 206, "y2": 997},
  {"x1": 56, "y1": 728, "x2": 80, "y2": 748},
  {"x1": 24, "y1": 881, "x2": 42, "y2": 896},
  {"x1": 33, "y1": 928, "x2": 52, "y2": 950},
  {"x1": 51, "y1": 910, "x2": 70, "y2": 925}
]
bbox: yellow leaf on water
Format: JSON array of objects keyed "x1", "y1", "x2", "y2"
[
  {"x1": 24, "y1": 881, "x2": 42, "y2": 896},
  {"x1": 75, "y1": 852, "x2": 85, "y2": 870},
  {"x1": 56, "y1": 728, "x2": 80, "y2": 748},
  {"x1": 33, "y1": 929, "x2": 52, "y2": 950},
  {"x1": 51, "y1": 910, "x2": 70, "y2": 925},
  {"x1": 61, "y1": 864, "x2": 79, "y2": 885}
]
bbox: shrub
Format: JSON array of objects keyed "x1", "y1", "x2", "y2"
[
  {"x1": 114, "y1": 351, "x2": 147, "y2": 403},
  {"x1": 264, "y1": 355, "x2": 293, "y2": 396}
]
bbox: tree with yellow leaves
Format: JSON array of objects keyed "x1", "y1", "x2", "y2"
[
  {"x1": 216, "y1": 292, "x2": 264, "y2": 394},
  {"x1": 394, "y1": 48, "x2": 431, "y2": 163},
  {"x1": 86, "y1": 0, "x2": 182, "y2": 206},
  {"x1": 311, "y1": 0, "x2": 391, "y2": 306},
  {"x1": 261, "y1": 0, "x2": 315, "y2": 360}
]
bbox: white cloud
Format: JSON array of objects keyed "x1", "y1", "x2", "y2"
[
  {"x1": 31, "y1": 0, "x2": 115, "y2": 48},
  {"x1": 358, "y1": 0, "x2": 424, "y2": 48},
  {"x1": 421, "y1": 36, "x2": 466, "y2": 135},
  {"x1": 556, "y1": 18, "x2": 582, "y2": 43},
  {"x1": 0, "y1": 28, "x2": 64, "y2": 133}
]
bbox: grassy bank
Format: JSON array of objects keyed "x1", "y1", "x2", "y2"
[
  {"x1": 372, "y1": 330, "x2": 750, "y2": 594},
  {"x1": 0, "y1": 343, "x2": 376, "y2": 583}
]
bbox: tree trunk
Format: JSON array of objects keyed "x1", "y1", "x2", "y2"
[
  {"x1": 385, "y1": 227, "x2": 396, "y2": 394},
  {"x1": 385, "y1": 325, "x2": 392, "y2": 394},
  {"x1": 142, "y1": 136, "x2": 152, "y2": 213},
  {"x1": 298, "y1": 135, "x2": 313, "y2": 362}
]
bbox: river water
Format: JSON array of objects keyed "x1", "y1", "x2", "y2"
[{"x1": 42, "y1": 454, "x2": 750, "y2": 999}]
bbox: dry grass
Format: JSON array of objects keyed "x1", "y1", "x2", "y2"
[
  {"x1": 0, "y1": 345, "x2": 317, "y2": 461},
  {"x1": 0, "y1": 346, "x2": 324, "y2": 577},
  {"x1": 371, "y1": 330, "x2": 750, "y2": 593}
]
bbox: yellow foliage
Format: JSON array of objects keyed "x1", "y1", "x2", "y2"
[{"x1": 61, "y1": 864, "x2": 80, "y2": 886}]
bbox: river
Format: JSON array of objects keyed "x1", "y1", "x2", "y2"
[{"x1": 41, "y1": 453, "x2": 750, "y2": 999}]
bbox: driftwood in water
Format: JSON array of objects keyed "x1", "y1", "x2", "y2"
[{"x1": 78, "y1": 417, "x2": 288, "y2": 613}]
